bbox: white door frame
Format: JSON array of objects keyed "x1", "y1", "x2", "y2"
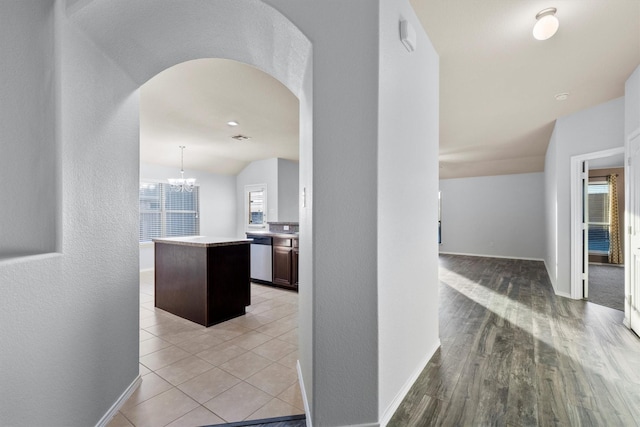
[
  {"x1": 625, "y1": 128, "x2": 640, "y2": 331},
  {"x1": 570, "y1": 147, "x2": 625, "y2": 300}
]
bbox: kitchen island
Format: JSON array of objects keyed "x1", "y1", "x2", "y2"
[{"x1": 153, "y1": 236, "x2": 252, "y2": 327}]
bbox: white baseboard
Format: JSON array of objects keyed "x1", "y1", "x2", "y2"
[
  {"x1": 439, "y1": 251, "x2": 544, "y2": 262},
  {"x1": 554, "y1": 290, "x2": 572, "y2": 298},
  {"x1": 379, "y1": 340, "x2": 440, "y2": 427},
  {"x1": 297, "y1": 360, "x2": 312, "y2": 427},
  {"x1": 95, "y1": 375, "x2": 142, "y2": 427}
]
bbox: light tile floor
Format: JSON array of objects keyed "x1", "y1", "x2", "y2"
[{"x1": 107, "y1": 271, "x2": 304, "y2": 427}]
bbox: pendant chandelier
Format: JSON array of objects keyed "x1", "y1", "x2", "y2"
[{"x1": 168, "y1": 145, "x2": 196, "y2": 192}]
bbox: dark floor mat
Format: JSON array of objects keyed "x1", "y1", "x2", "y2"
[{"x1": 203, "y1": 414, "x2": 306, "y2": 427}]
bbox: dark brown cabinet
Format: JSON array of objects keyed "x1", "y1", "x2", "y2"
[
  {"x1": 154, "y1": 240, "x2": 250, "y2": 327},
  {"x1": 292, "y1": 239, "x2": 299, "y2": 287},
  {"x1": 272, "y1": 236, "x2": 298, "y2": 290}
]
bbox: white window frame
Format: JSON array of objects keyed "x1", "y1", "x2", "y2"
[{"x1": 139, "y1": 181, "x2": 200, "y2": 243}]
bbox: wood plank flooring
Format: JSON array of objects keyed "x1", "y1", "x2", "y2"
[{"x1": 389, "y1": 255, "x2": 640, "y2": 427}]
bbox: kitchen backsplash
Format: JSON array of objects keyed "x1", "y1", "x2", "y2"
[{"x1": 268, "y1": 222, "x2": 299, "y2": 233}]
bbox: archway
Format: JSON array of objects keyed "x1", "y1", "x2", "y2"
[{"x1": 68, "y1": 0, "x2": 314, "y2": 422}]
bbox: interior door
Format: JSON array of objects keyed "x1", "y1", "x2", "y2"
[
  {"x1": 628, "y1": 133, "x2": 640, "y2": 335},
  {"x1": 582, "y1": 160, "x2": 589, "y2": 299}
]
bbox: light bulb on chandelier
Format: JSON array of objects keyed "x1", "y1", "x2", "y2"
[{"x1": 168, "y1": 145, "x2": 196, "y2": 192}]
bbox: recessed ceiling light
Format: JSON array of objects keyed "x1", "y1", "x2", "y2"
[
  {"x1": 533, "y1": 7, "x2": 559, "y2": 41},
  {"x1": 555, "y1": 92, "x2": 569, "y2": 101},
  {"x1": 227, "y1": 120, "x2": 239, "y2": 127},
  {"x1": 231, "y1": 134, "x2": 250, "y2": 141}
]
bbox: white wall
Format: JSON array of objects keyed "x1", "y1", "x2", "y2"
[
  {"x1": 139, "y1": 162, "x2": 236, "y2": 271},
  {"x1": 377, "y1": 0, "x2": 440, "y2": 423},
  {"x1": 235, "y1": 158, "x2": 300, "y2": 237},
  {"x1": 545, "y1": 129, "x2": 559, "y2": 289},
  {"x1": 440, "y1": 173, "x2": 545, "y2": 260},
  {"x1": 626, "y1": 66, "x2": 640, "y2": 136},
  {"x1": 624, "y1": 65, "x2": 640, "y2": 327},
  {"x1": 0, "y1": 0, "x2": 56, "y2": 259},
  {"x1": 544, "y1": 97, "x2": 625, "y2": 296},
  {"x1": 236, "y1": 158, "x2": 279, "y2": 237},
  {"x1": 0, "y1": 1, "x2": 140, "y2": 424},
  {"x1": 277, "y1": 158, "x2": 300, "y2": 223}
]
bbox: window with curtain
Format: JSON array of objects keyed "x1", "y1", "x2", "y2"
[
  {"x1": 139, "y1": 182, "x2": 200, "y2": 243},
  {"x1": 588, "y1": 182, "x2": 609, "y2": 253}
]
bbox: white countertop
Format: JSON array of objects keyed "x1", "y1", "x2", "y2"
[{"x1": 153, "y1": 236, "x2": 252, "y2": 247}]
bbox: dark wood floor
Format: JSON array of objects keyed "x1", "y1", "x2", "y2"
[{"x1": 389, "y1": 255, "x2": 640, "y2": 427}]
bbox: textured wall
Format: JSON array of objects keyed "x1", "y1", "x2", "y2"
[{"x1": 0, "y1": 1, "x2": 140, "y2": 424}]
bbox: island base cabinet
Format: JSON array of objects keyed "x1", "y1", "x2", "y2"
[{"x1": 154, "y1": 242, "x2": 250, "y2": 327}]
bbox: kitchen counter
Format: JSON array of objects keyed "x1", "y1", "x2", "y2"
[
  {"x1": 154, "y1": 236, "x2": 250, "y2": 326},
  {"x1": 153, "y1": 236, "x2": 252, "y2": 247},
  {"x1": 245, "y1": 231, "x2": 299, "y2": 239}
]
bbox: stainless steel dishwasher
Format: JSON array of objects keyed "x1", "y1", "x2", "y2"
[{"x1": 248, "y1": 234, "x2": 272, "y2": 283}]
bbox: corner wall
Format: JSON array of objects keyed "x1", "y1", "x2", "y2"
[
  {"x1": 544, "y1": 97, "x2": 625, "y2": 296},
  {"x1": 378, "y1": 0, "x2": 440, "y2": 422},
  {"x1": 277, "y1": 158, "x2": 300, "y2": 223},
  {"x1": 0, "y1": 1, "x2": 141, "y2": 424},
  {"x1": 439, "y1": 173, "x2": 545, "y2": 261},
  {"x1": 235, "y1": 158, "x2": 279, "y2": 237}
]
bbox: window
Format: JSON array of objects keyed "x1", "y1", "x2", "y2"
[
  {"x1": 139, "y1": 182, "x2": 200, "y2": 243},
  {"x1": 588, "y1": 182, "x2": 609, "y2": 254},
  {"x1": 245, "y1": 184, "x2": 267, "y2": 230}
]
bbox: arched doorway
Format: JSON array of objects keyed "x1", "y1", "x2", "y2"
[
  {"x1": 135, "y1": 57, "x2": 302, "y2": 423},
  {"x1": 68, "y1": 0, "x2": 314, "y2": 423}
]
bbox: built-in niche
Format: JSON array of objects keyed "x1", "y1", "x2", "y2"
[{"x1": 0, "y1": 2, "x2": 57, "y2": 260}]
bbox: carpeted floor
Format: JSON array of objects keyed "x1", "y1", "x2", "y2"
[{"x1": 588, "y1": 264, "x2": 625, "y2": 311}]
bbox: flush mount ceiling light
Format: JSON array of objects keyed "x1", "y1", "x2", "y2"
[
  {"x1": 168, "y1": 145, "x2": 196, "y2": 192},
  {"x1": 555, "y1": 92, "x2": 569, "y2": 101},
  {"x1": 533, "y1": 7, "x2": 559, "y2": 41},
  {"x1": 227, "y1": 120, "x2": 239, "y2": 127},
  {"x1": 231, "y1": 134, "x2": 251, "y2": 141}
]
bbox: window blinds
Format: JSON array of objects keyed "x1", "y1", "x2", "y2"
[
  {"x1": 588, "y1": 183, "x2": 609, "y2": 253},
  {"x1": 139, "y1": 182, "x2": 200, "y2": 243}
]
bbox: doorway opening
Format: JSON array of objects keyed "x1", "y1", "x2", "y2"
[
  {"x1": 135, "y1": 58, "x2": 304, "y2": 424},
  {"x1": 571, "y1": 148, "x2": 625, "y2": 312}
]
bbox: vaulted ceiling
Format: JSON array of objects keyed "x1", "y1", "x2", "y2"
[{"x1": 140, "y1": 0, "x2": 640, "y2": 179}]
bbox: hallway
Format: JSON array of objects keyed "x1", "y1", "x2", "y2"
[{"x1": 390, "y1": 255, "x2": 640, "y2": 426}]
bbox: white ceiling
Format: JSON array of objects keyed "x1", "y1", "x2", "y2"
[
  {"x1": 140, "y1": 59, "x2": 299, "y2": 175},
  {"x1": 141, "y1": 1, "x2": 640, "y2": 179}
]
